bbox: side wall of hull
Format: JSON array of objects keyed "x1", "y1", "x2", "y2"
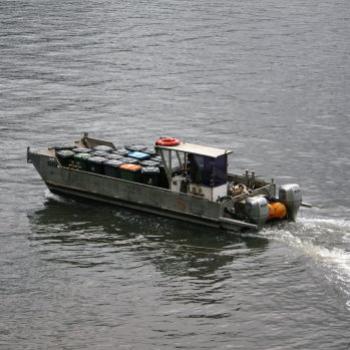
[
  {"x1": 30, "y1": 152, "x2": 225, "y2": 228},
  {"x1": 47, "y1": 183, "x2": 222, "y2": 229}
]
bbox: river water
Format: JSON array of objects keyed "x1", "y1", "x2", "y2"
[{"x1": 1, "y1": 0, "x2": 350, "y2": 349}]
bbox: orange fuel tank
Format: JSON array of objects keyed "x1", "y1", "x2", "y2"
[{"x1": 268, "y1": 202, "x2": 287, "y2": 220}]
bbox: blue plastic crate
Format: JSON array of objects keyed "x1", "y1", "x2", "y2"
[{"x1": 128, "y1": 151, "x2": 150, "y2": 161}]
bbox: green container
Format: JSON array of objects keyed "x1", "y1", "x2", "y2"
[
  {"x1": 73, "y1": 152, "x2": 91, "y2": 170},
  {"x1": 87, "y1": 156, "x2": 106, "y2": 174},
  {"x1": 56, "y1": 150, "x2": 75, "y2": 167}
]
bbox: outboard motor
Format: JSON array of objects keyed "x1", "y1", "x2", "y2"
[
  {"x1": 245, "y1": 196, "x2": 269, "y2": 227},
  {"x1": 279, "y1": 184, "x2": 302, "y2": 221}
]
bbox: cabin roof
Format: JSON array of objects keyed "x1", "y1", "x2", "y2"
[{"x1": 155, "y1": 142, "x2": 232, "y2": 158}]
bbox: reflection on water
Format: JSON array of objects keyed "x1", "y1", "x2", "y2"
[
  {"x1": 28, "y1": 195, "x2": 269, "y2": 278},
  {"x1": 23, "y1": 196, "x2": 350, "y2": 350}
]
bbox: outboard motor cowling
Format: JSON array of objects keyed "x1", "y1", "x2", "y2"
[
  {"x1": 245, "y1": 196, "x2": 269, "y2": 227},
  {"x1": 279, "y1": 184, "x2": 302, "y2": 221}
]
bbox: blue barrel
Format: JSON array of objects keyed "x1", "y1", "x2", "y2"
[{"x1": 128, "y1": 151, "x2": 150, "y2": 161}]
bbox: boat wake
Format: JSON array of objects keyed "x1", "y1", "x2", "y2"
[
  {"x1": 44, "y1": 188, "x2": 73, "y2": 204},
  {"x1": 262, "y1": 215, "x2": 350, "y2": 309}
]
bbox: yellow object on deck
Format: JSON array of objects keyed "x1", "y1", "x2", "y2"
[{"x1": 268, "y1": 202, "x2": 287, "y2": 220}]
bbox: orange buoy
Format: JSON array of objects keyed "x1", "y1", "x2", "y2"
[
  {"x1": 155, "y1": 137, "x2": 180, "y2": 147},
  {"x1": 268, "y1": 201, "x2": 287, "y2": 220}
]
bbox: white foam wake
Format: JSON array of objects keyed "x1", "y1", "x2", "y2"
[
  {"x1": 262, "y1": 216, "x2": 350, "y2": 308},
  {"x1": 44, "y1": 188, "x2": 71, "y2": 204}
]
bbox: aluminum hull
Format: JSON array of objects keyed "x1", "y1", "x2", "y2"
[{"x1": 29, "y1": 151, "x2": 257, "y2": 231}]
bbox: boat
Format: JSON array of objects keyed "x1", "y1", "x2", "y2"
[{"x1": 27, "y1": 133, "x2": 304, "y2": 231}]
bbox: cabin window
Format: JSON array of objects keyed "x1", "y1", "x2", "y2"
[
  {"x1": 188, "y1": 154, "x2": 227, "y2": 187},
  {"x1": 213, "y1": 155, "x2": 227, "y2": 186}
]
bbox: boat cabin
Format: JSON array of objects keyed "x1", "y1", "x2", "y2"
[{"x1": 155, "y1": 142, "x2": 232, "y2": 201}]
